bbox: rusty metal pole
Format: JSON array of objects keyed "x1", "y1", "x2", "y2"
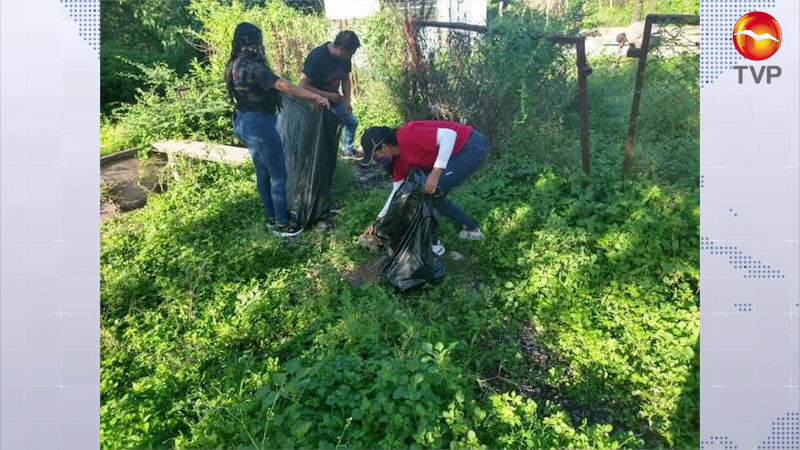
[
  {"x1": 576, "y1": 38, "x2": 591, "y2": 176},
  {"x1": 621, "y1": 15, "x2": 655, "y2": 186}
]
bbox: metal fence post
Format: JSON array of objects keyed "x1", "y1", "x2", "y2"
[
  {"x1": 620, "y1": 14, "x2": 699, "y2": 188},
  {"x1": 417, "y1": 21, "x2": 591, "y2": 176},
  {"x1": 576, "y1": 38, "x2": 591, "y2": 176},
  {"x1": 621, "y1": 15, "x2": 655, "y2": 186}
]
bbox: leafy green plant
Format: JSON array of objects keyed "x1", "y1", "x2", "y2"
[
  {"x1": 100, "y1": 0, "x2": 203, "y2": 110},
  {"x1": 100, "y1": 2, "x2": 699, "y2": 449},
  {"x1": 108, "y1": 59, "x2": 234, "y2": 150},
  {"x1": 100, "y1": 118, "x2": 134, "y2": 156},
  {"x1": 101, "y1": 152, "x2": 698, "y2": 449}
]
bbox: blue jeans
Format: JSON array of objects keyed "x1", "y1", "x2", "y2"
[
  {"x1": 233, "y1": 111, "x2": 290, "y2": 224},
  {"x1": 433, "y1": 130, "x2": 489, "y2": 230},
  {"x1": 333, "y1": 102, "x2": 358, "y2": 153}
]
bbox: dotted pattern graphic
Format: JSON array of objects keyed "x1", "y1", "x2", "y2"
[
  {"x1": 700, "y1": 0, "x2": 776, "y2": 87},
  {"x1": 61, "y1": 0, "x2": 100, "y2": 57},
  {"x1": 700, "y1": 2, "x2": 798, "y2": 448},
  {"x1": 701, "y1": 237, "x2": 786, "y2": 279},
  {"x1": 702, "y1": 414, "x2": 800, "y2": 450},
  {"x1": 702, "y1": 436, "x2": 739, "y2": 449},
  {"x1": 758, "y1": 413, "x2": 800, "y2": 449}
]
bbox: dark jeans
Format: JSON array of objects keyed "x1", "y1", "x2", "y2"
[
  {"x1": 433, "y1": 130, "x2": 489, "y2": 230},
  {"x1": 233, "y1": 111, "x2": 289, "y2": 224}
]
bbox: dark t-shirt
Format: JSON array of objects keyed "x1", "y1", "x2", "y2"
[
  {"x1": 302, "y1": 42, "x2": 352, "y2": 95},
  {"x1": 230, "y1": 56, "x2": 281, "y2": 115}
]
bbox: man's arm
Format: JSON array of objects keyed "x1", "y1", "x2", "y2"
[
  {"x1": 433, "y1": 128, "x2": 457, "y2": 169},
  {"x1": 342, "y1": 74, "x2": 353, "y2": 113},
  {"x1": 378, "y1": 181, "x2": 404, "y2": 219},
  {"x1": 364, "y1": 179, "x2": 403, "y2": 236},
  {"x1": 298, "y1": 73, "x2": 336, "y2": 99},
  {"x1": 423, "y1": 128, "x2": 457, "y2": 194}
]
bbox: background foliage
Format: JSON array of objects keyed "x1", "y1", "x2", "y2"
[
  {"x1": 100, "y1": 0, "x2": 202, "y2": 112},
  {"x1": 100, "y1": 1, "x2": 699, "y2": 448}
]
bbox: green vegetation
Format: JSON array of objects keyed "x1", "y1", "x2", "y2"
[
  {"x1": 580, "y1": 0, "x2": 699, "y2": 28},
  {"x1": 100, "y1": 119, "x2": 131, "y2": 156},
  {"x1": 100, "y1": 0, "x2": 203, "y2": 113},
  {"x1": 100, "y1": 1, "x2": 699, "y2": 449},
  {"x1": 487, "y1": 0, "x2": 699, "y2": 28}
]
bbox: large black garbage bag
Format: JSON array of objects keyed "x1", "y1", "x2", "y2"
[
  {"x1": 278, "y1": 95, "x2": 343, "y2": 228},
  {"x1": 375, "y1": 169, "x2": 445, "y2": 292}
]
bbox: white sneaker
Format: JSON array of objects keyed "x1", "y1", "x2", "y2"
[
  {"x1": 432, "y1": 240, "x2": 446, "y2": 256},
  {"x1": 459, "y1": 227, "x2": 484, "y2": 241}
]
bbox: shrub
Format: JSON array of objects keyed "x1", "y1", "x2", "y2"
[
  {"x1": 109, "y1": 60, "x2": 234, "y2": 150},
  {"x1": 187, "y1": 0, "x2": 330, "y2": 81},
  {"x1": 100, "y1": 118, "x2": 134, "y2": 156},
  {"x1": 100, "y1": 0, "x2": 204, "y2": 110}
]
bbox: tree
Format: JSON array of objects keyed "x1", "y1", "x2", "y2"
[{"x1": 100, "y1": 0, "x2": 202, "y2": 111}]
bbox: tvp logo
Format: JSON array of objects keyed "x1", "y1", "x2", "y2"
[{"x1": 732, "y1": 11, "x2": 783, "y2": 84}]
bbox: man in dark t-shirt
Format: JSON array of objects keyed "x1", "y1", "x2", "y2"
[{"x1": 299, "y1": 30, "x2": 361, "y2": 158}]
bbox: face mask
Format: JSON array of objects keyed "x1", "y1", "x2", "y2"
[{"x1": 375, "y1": 155, "x2": 392, "y2": 166}]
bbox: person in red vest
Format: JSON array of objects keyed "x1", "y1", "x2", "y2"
[{"x1": 359, "y1": 121, "x2": 489, "y2": 256}]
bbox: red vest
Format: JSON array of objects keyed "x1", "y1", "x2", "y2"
[{"x1": 392, "y1": 121, "x2": 473, "y2": 182}]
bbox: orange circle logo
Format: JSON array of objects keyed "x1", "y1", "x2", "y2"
[{"x1": 732, "y1": 11, "x2": 782, "y2": 61}]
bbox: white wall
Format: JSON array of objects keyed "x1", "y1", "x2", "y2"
[
  {"x1": 436, "y1": 0, "x2": 487, "y2": 25},
  {"x1": 324, "y1": 0, "x2": 380, "y2": 20}
]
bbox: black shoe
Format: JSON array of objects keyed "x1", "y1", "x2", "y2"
[
  {"x1": 265, "y1": 217, "x2": 277, "y2": 230},
  {"x1": 273, "y1": 221, "x2": 303, "y2": 237}
]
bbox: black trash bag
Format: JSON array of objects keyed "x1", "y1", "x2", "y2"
[
  {"x1": 278, "y1": 95, "x2": 343, "y2": 228},
  {"x1": 374, "y1": 169, "x2": 445, "y2": 292}
]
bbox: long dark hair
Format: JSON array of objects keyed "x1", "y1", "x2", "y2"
[{"x1": 224, "y1": 22, "x2": 280, "y2": 108}]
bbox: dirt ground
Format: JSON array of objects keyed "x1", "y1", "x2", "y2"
[
  {"x1": 101, "y1": 153, "x2": 169, "y2": 222},
  {"x1": 351, "y1": 161, "x2": 392, "y2": 190}
]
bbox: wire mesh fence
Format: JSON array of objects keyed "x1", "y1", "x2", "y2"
[
  {"x1": 622, "y1": 14, "x2": 700, "y2": 182},
  {"x1": 405, "y1": 18, "x2": 593, "y2": 174}
]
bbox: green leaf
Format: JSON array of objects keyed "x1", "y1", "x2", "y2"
[
  {"x1": 285, "y1": 359, "x2": 302, "y2": 375},
  {"x1": 293, "y1": 421, "x2": 312, "y2": 436},
  {"x1": 393, "y1": 387, "x2": 409, "y2": 399}
]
